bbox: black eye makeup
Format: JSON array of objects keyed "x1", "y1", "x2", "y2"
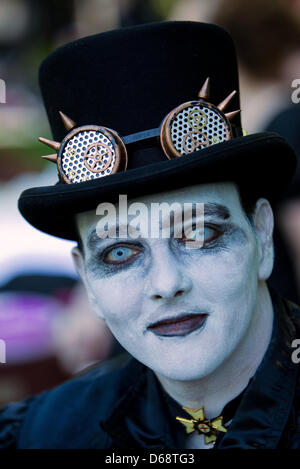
[
  {"x1": 174, "y1": 220, "x2": 248, "y2": 254},
  {"x1": 178, "y1": 223, "x2": 224, "y2": 247},
  {"x1": 87, "y1": 240, "x2": 145, "y2": 277},
  {"x1": 86, "y1": 221, "x2": 248, "y2": 277}
]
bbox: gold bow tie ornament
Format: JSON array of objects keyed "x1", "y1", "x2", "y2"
[{"x1": 176, "y1": 406, "x2": 227, "y2": 445}]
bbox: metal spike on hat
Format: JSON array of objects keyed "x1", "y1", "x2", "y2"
[
  {"x1": 59, "y1": 111, "x2": 76, "y2": 131},
  {"x1": 198, "y1": 77, "x2": 210, "y2": 100},
  {"x1": 39, "y1": 137, "x2": 60, "y2": 164},
  {"x1": 38, "y1": 137, "x2": 60, "y2": 151},
  {"x1": 41, "y1": 154, "x2": 58, "y2": 163},
  {"x1": 217, "y1": 90, "x2": 237, "y2": 112},
  {"x1": 225, "y1": 109, "x2": 241, "y2": 121},
  {"x1": 39, "y1": 112, "x2": 77, "y2": 164}
]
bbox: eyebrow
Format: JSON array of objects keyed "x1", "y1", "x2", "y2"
[
  {"x1": 86, "y1": 202, "x2": 231, "y2": 250},
  {"x1": 203, "y1": 203, "x2": 230, "y2": 220},
  {"x1": 87, "y1": 225, "x2": 119, "y2": 251}
]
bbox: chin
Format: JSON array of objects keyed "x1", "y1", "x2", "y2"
[{"x1": 151, "y1": 355, "x2": 222, "y2": 382}]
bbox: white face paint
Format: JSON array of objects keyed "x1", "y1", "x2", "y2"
[{"x1": 75, "y1": 182, "x2": 264, "y2": 381}]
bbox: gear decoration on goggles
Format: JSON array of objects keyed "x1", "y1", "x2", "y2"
[
  {"x1": 39, "y1": 78, "x2": 240, "y2": 184},
  {"x1": 39, "y1": 112, "x2": 127, "y2": 184},
  {"x1": 161, "y1": 77, "x2": 239, "y2": 159}
]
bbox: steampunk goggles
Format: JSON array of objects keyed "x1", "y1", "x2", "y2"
[{"x1": 39, "y1": 78, "x2": 240, "y2": 184}]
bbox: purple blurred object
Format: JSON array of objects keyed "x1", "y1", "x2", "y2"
[{"x1": 0, "y1": 292, "x2": 61, "y2": 364}]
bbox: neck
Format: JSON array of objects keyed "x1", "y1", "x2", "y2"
[{"x1": 155, "y1": 282, "x2": 274, "y2": 419}]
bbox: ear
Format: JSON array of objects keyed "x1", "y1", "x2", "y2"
[
  {"x1": 252, "y1": 198, "x2": 274, "y2": 281},
  {"x1": 71, "y1": 246, "x2": 105, "y2": 320}
]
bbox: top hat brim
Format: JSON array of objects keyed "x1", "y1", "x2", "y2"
[{"x1": 18, "y1": 132, "x2": 297, "y2": 241}]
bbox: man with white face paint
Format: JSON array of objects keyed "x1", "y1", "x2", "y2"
[
  {"x1": 71, "y1": 182, "x2": 275, "y2": 449},
  {"x1": 1, "y1": 22, "x2": 300, "y2": 450}
]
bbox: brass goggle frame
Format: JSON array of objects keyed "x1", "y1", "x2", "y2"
[{"x1": 39, "y1": 78, "x2": 240, "y2": 184}]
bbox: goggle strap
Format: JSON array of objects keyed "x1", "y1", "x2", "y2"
[{"x1": 123, "y1": 127, "x2": 160, "y2": 145}]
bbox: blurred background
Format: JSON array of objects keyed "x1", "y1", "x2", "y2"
[{"x1": 0, "y1": 0, "x2": 299, "y2": 407}]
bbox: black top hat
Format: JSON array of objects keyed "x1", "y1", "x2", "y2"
[{"x1": 18, "y1": 21, "x2": 296, "y2": 240}]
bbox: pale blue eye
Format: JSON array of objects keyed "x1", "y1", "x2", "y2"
[
  {"x1": 204, "y1": 227, "x2": 215, "y2": 241},
  {"x1": 105, "y1": 246, "x2": 139, "y2": 264},
  {"x1": 184, "y1": 226, "x2": 217, "y2": 243}
]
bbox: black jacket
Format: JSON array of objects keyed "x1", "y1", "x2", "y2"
[{"x1": 1, "y1": 291, "x2": 300, "y2": 449}]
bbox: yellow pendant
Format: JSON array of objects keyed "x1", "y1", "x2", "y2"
[{"x1": 176, "y1": 406, "x2": 227, "y2": 445}]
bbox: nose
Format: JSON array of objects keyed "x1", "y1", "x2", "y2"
[{"x1": 145, "y1": 242, "x2": 192, "y2": 301}]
